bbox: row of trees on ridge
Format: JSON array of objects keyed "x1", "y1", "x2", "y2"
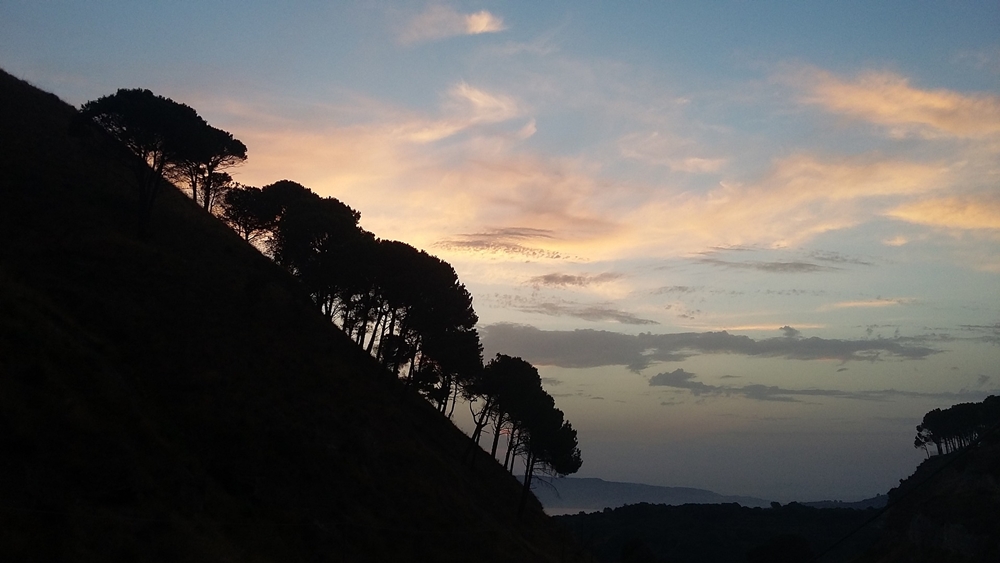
[
  {"x1": 464, "y1": 354, "x2": 583, "y2": 512},
  {"x1": 219, "y1": 179, "x2": 481, "y2": 415},
  {"x1": 76, "y1": 88, "x2": 582, "y2": 511},
  {"x1": 914, "y1": 395, "x2": 1000, "y2": 456},
  {"x1": 76, "y1": 88, "x2": 246, "y2": 233}
]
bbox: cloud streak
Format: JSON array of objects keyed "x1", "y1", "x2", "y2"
[
  {"x1": 821, "y1": 298, "x2": 915, "y2": 311},
  {"x1": 624, "y1": 153, "x2": 948, "y2": 257},
  {"x1": 515, "y1": 303, "x2": 658, "y2": 325},
  {"x1": 698, "y1": 258, "x2": 835, "y2": 274},
  {"x1": 887, "y1": 194, "x2": 1000, "y2": 231},
  {"x1": 619, "y1": 131, "x2": 726, "y2": 173},
  {"x1": 482, "y1": 323, "x2": 939, "y2": 372},
  {"x1": 229, "y1": 63, "x2": 983, "y2": 272},
  {"x1": 398, "y1": 6, "x2": 506, "y2": 45},
  {"x1": 492, "y1": 296, "x2": 658, "y2": 326},
  {"x1": 528, "y1": 272, "x2": 623, "y2": 287},
  {"x1": 648, "y1": 368, "x2": 994, "y2": 403},
  {"x1": 435, "y1": 228, "x2": 568, "y2": 259},
  {"x1": 799, "y1": 68, "x2": 1000, "y2": 138}
]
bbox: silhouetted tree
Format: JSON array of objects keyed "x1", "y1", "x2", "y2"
[
  {"x1": 274, "y1": 195, "x2": 367, "y2": 317},
  {"x1": 465, "y1": 355, "x2": 581, "y2": 514},
  {"x1": 518, "y1": 405, "x2": 582, "y2": 515},
  {"x1": 474, "y1": 355, "x2": 540, "y2": 459},
  {"x1": 171, "y1": 124, "x2": 247, "y2": 212},
  {"x1": 219, "y1": 184, "x2": 279, "y2": 244},
  {"x1": 216, "y1": 182, "x2": 548, "y2": 477},
  {"x1": 914, "y1": 395, "x2": 1000, "y2": 456},
  {"x1": 80, "y1": 88, "x2": 207, "y2": 233},
  {"x1": 221, "y1": 179, "x2": 320, "y2": 251}
]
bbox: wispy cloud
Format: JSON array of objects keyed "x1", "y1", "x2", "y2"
[
  {"x1": 435, "y1": 228, "x2": 568, "y2": 259},
  {"x1": 958, "y1": 323, "x2": 1000, "y2": 345},
  {"x1": 619, "y1": 131, "x2": 726, "y2": 173},
  {"x1": 887, "y1": 194, "x2": 1000, "y2": 230},
  {"x1": 230, "y1": 64, "x2": 975, "y2": 271},
  {"x1": 652, "y1": 285, "x2": 699, "y2": 295},
  {"x1": 820, "y1": 298, "x2": 915, "y2": 311},
  {"x1": 492, "y1": 296, "x2": 658, "y2": 326},
  {"x1": 956, "y1": 47, "x2": 1000, "y2": 75},
  {"x1": 698, "y1": 258, "x2": 834, "y2": 274},
  {"x1": 648, "y1": 368, "x2": 993, "y2": 404},
  {"x1": 518, "y1": 303, "x2": 658, "y2": 325},
  {"x1": 447, "y1": 82, "x2": 521, "y2": 124},
  {"x1": 624, "y1": 153, "x2": 948, "y2": 257},
  {"x1": 398, "y1": 5, "x2": 506, "y2": 45},
  {"x1": 710, "y1": 324, "x2": 826, "y2": 332},
  {"x1": 482, "y1": 323, "x2": 939, "y2": 372},
  {"x1": 528, "y1": 272, "x2": 623, "y2": 288},
  {"x1": 225, "y1": 83, "x2": 635, "y2": 253},
  {"x1": 808, "y1": 250, "x2": 875, "y2": 266},
  {"x1": 397, "y1": 82, "x2": 523, "y2": 142},
  {"x1": 796, "y1": 68, "x2": 1000, "y2": 138}
]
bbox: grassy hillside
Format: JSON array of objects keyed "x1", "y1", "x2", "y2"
[{"x1": 0, "y1": 68, "x2": 589, "y2": 562}]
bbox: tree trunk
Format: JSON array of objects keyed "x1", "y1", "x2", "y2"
[
  {"x1": 518, "y1": 451, "x2": 536, "y2": 517},
  {"x1": 490, "y1": 412, "x2": 506, "y2": 458},
  {"x1": 503, "y1": 427, "x2": 518, "y2": 471},
  {"x1": 375, "y1": 307, "x2": 396, "y2": 363},
  {"x1": 365, "y1": 305, "x2": 385, "y2": 354},
  {"x1": 447, "y1": 384, "x2": 459, "y2": 419},
  {"x1": 470, "y1": 399, "x2": 493, "y2": 445}
]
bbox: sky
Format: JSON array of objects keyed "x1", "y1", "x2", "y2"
[{"x1": 3, "y1": 1, "x2": 998, "y2": 502}]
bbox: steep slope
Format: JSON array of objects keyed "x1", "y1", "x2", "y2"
[
  {"x1": 852, "y1": 432, "x2": 1000, "y2": 563},
  {"x1": 0, "y1": 69, "x2": 588, "y2": 562}
]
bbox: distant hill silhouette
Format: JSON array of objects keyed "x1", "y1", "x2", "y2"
[
  {"x1": 801, "y1": 495, "x2": 887, "y2": 510},
  {"x1": 530, "y1": 477, "x2": 771, "y2": 513},
  {"x1": 0, "y1": 68, "x2": 587, "y2": 562},
  {"x1": 552, "y1": 423, "x2": 1000, "y2": 562}
]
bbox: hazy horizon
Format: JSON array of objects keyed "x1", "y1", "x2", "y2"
[{"x1": 3, "y1": 1, "x2": 997, "y2": 501}]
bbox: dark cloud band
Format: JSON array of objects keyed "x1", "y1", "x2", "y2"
[
  {"x1": 649, "y1": 368, "x2": 994, "y2": 404},
  {"x1": 481, "y1": 323, "x2": 938, "y2": 372}
]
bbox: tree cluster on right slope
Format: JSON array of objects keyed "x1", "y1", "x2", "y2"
[{"x1": 914, "y1": 395, "x2": 1000, "y2": 456}]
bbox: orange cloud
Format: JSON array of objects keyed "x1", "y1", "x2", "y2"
[
  {"x1": 622, "y1": 154, "x2": 949, "y2": 257},
  {"x1": 819, "y1": 298, "x2": 914, "y2": 311},
  {"x1": 798, "y1": 68, "x2": 1000, "y2": 138},
  {"x1": 227, "y1": 91, "x2": 616, "y2": 257},
  {"x1": 398, "y1": 5, "x2": 505, "y2": 45},
  {"x1": 887, "y1": 195, "x2": 1000, "y2": 230},
  {"x1": 219, "y1": 71, "x2": 973, "y2": 270},
  {"x1": 881, "y1": 235, "x2": 909, "y2": 247}
]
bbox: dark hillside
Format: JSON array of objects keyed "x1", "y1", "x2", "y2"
[
  {"x1": 852, "y1": 431, "x2": 1000, "y2": 563},
  {"x1": 554, "y1": 502, "x2": 879, "y2": 563},
  {"x1": 0, "y1": 69, "x2": 587, "y2": 562}
]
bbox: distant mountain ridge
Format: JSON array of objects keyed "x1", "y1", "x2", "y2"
[
  {"x1": 801, "y1": 495, "x2": 887, "y2": 510},
  {"x1": 531, "y1": 477, "x2": 772, "y2": 513},
  {"x1": 531, "y1": 477, "x2": 889, "y2": 514}
]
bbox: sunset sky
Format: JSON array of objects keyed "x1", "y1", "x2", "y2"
[{"x1": 3, "y1": 1, "x2": 998, "y2": 501}]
